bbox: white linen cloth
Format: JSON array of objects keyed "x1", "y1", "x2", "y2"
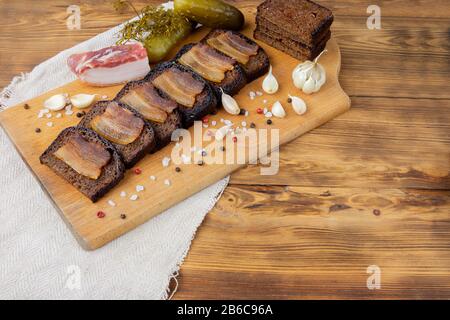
[{"x1": 0, "y1": 2, "x2": 229, "y2": 299}]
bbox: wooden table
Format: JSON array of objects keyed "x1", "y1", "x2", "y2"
[{"x1": 1, "y1": 0, "x2": 449, "y2": 299}]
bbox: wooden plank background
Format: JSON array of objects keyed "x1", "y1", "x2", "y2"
[{"x1": 0, "y1": 0, "x2": 449, "y2": 299}]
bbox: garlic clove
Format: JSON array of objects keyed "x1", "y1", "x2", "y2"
[
  {"x1": 221, "y1": 89, "x2": 241, "y2": 115},
  {"x1": 302, "y1": 77, "x2": 316, "y2": 95},
  {"x1": 315, "y1": 64, "x2": 327, "y2": 88},
  {"x1": 70, "y1": 94, "x2": 97, "y2": 109},
  {"x1": 44, "y1": 94, "x2": 68, "y2": 111},
  {"x1": 262, "y1": 65, "x2": 279, "y2": 94},
  {"x1": 292, "y1": 68, "x2": 308, "y2": 89},
  {"x1": 289, "y1": 95, "x2": 307, "y2": 115},
  {"x1": 271, "y1": 101, "x2": 286, "y2": 118}
]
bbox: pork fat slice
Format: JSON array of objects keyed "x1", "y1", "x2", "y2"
[{"x1": 67, "y1": 43, "x2": 150, "y2": 87}]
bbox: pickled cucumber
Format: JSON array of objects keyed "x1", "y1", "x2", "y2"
[
  {"x1": 174, "y1": 0, "x2": 245, "y2": 31},
  {"x1": 144, "y1": 22, "x2": 192, "y2": 63}
]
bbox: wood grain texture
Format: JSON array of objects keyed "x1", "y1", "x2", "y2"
[
  {"x1": 0, "y1": 0, "x2": 449, "y2": 299},
  {"x1": 175, "y1": 185, "x2": 450, "y2": 299}
]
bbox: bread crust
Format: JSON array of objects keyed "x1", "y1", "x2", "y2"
[
  {"x1": 174, "y1": 44, "x2": 248, "y2": 98},
  {"x1": 201, "y1": 29, "x2": 270, "y2": 81},
  {"x1": 256, "y1": 0, "x2": 333, "y2": 47},
  {"x1": 39, "y1": 127, "x2": 125, "y2": 203},
  {"x1": 144, "y1": 62, "x2": 218, "y2": 127},
  {"x1": 78, "y1": 101, "x2": 156, "y2": 168}
]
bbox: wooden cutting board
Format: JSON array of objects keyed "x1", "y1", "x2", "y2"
[{"x1": 0, "y1": 8, "x2": 350, "y2": 250}]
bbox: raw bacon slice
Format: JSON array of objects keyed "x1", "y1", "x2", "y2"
[
  {"x1": 179, "y1": 43, "x2": 235, "y2": 83},
  {"x1": 90, "y1": 102, "x2": 144, "y2": 145},
  {"x1": 207, "y1": 32, "x2": 259, "y2": 65},
  {"x1": 54, "y1": 134, "x2": 111, "y2": 180},
  {"x1": 120, "y1": 90, "x2": 167, "y2": 123},
  {"x1": 67, "y1": 43, "x2": 150, "y2": 87},
  {"x1": 133, "y1": 82, "x2": 178, "y2": 114},
  {"x1": 153, "y1": 68, "x2": 204, "y2": 108}
]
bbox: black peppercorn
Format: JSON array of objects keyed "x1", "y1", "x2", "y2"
[
  {"x1": 76, "y1": 111, "x2": 85, "y2": 118},
  {"x1": 267, "y1": 119, "x2": 273, "y2": 125},
  {"x1": 198, "y1": 161, "x2": 204, "y2": 166},
  {"x1": 239, "y1": 108, "x2": 246, "y2": 116},
  {"x1": 24, "y1": 104, "x2": 30, "y2": 110},
  {"x1": 250, "y1": 122, "x2": 256, "y2": 128},
  {"x1": 175, "y1": 167, "x2": 181, "y2": 173},
  {"x1": 201, "y1": 150, "x2": 207, "y2": 157},
  {"x1": 120, "y1": 214, "x2": 127, "y2": 220},
  {"x1": 220, "y1": 146, "x2": 226, "y2": 152},
  {"x1": 35, "y1": 128, "x2": 41, "y2": 133},
  {"x1": 287, "y1": 97, "x2": 292, "y2": 104}
]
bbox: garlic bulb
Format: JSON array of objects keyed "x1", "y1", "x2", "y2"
[
  {"x1": 44, "y1": 94, "x2": 68, "y2": 111},
  {"x1": 70, "y1": 94, "x2": 97, "y2": 109},
  {"x1": 289, "y1": 95, "x2": 307, "y2": 115},
  {"x1": 271, "y1": 101, "x2": 286, "y2": 118},
  {"x1": 292, "y1": 50, "x2": 327, "y2": 94},
  {"x1": 221, "y1": 89, "x2": 240, "y2": 115},
  {"x1": 262, "y1": 65, "x2": 279, "y2": 94}
]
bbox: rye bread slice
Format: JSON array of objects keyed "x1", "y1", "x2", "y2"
[
  {"x1": 174, "y1": 44, "x2": 248, "y2": 97},
  {"x1": 256, "y1": 0, "x2": 333, "y2": 47},
  {"x1": 256, "y1": 15, "x2": 331, "y2": 50},
  {"x1": 150, "y1": 110, "x2": 183, "y2": 151},
  {"x1": 201, "y1": 29, "x2": 270, "y2": 81},
  {"x1": 114, "y1": 79, "x2": 184, "y2": 150},
  {"x1": 254, "y1": 28, "x2": 329, "y2": 61},
  {"x1": 145, "y1": 62, "x2": 218, "y2": 127},
  {"x1": 78, "y1": 101, "x2": 156, "y2": 168},
  {"x1": 40, "y1": 127, "x2": 125, "y2": 203}
]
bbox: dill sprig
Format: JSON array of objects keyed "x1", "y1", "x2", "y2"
[{"x1": 116, "y1": 4, "x2": 191, "y2": 45}]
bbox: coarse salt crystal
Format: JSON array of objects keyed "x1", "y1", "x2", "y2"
[
  {"x1": 136, "y1": 185, "x2": 144, "y2": 192},
  {"x1": 211, "y1": 120, "x2": 217, "y2": 126},
  {"x1": 46, "y1": 122, "x2": 53, "y2": 127},
  {"x1": 263, "y1": 99, "x2": 268, "y2": 104},
  {"x1": 245, "y1": 111, "x2": 249, "y2": 117},
  {"x1": 224, "y1": 120, "x2": 232, "y2": 126},
  {"x1": 46, "y1": 113, "x2": 52, "y2": 118},
  {"x1": 108, "y1": 200, "x2": 116, "y2": 207},
  {"x1": 130, "y1": 194, "x2": 138, "y2": 201},
  {"x1": 256, "y1": 91, "x2": 263, "y2": 96},
  {"x1": 263, "y1": 108, "x2": 268, "y2": 114},
  {"x1": 56, "y1": 113, "x2": 62, "y2": 118},
  {"x1": 265, "y1": 112, "x2": 273, "y2": 118},
  {"x1": 102, "y1": 95, "x2": 108, "y2": 99},
  {"x1": 164, "y1": 179, "x2": 171, "y2": 186},
  {"x1": 120, "y1": 191, "x2": 126, "y2": 197},
  {"x1": 203, "y1": 124, "x2": 209, "y2": 128},
  {"x1": 241, "y1": 121, "x2": 247, "y2": 127},
  {"x1": 150, "y1": 176, "x2": 156, "y2": 181},
  {"x1": 65, "y1": 110, "x2": 73, "y2": 116}
]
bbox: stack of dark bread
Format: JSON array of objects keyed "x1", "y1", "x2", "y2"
[{"x1": 254, "y1": 0, "x2": 333, "y2": 61}]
